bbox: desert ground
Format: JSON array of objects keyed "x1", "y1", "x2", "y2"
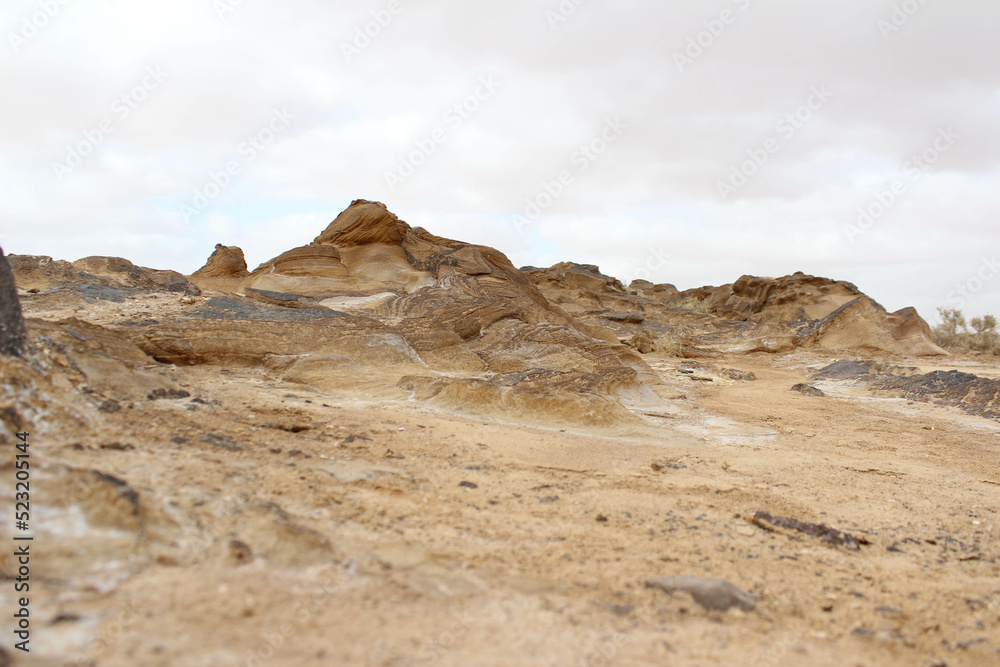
[{"x1": 2, "y1": 201, "x2": 998, "y2": 666}]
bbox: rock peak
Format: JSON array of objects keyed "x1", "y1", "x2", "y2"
[{"x1": 313, "y1": 199, "x2": 411, "y2": 247}]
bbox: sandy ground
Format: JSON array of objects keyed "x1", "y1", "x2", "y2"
[{"x1": 1, "y1": 288, "x2": 999, "y2": 666}]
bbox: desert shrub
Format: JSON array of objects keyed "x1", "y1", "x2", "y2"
[
  {"x1": 657, "y1": 332, "x2": 683, "y2": 357},
  {"x1": 679, "y1": 296, "x2": 712, "y2": 314},
  {"x1": 932, "y1": 308, "x2": 999, "y2": 355}
]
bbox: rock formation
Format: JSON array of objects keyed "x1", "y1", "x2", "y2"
[
  {"x1": 699, "y1": 272, "x2": 945, "y2": 356},
  {"x1": 0, "y1": 246, "x2": 28, "y2": 356},
  {"x1": 192, "y1": 244, "x2": 249, "y2": 278},
  {"x1": 9, "y1": 253, "x2": 200, "y2": 302},
  {"x1": 524, "y1": 265, "x2": 945, "y2": 357},
  {"x1": 130, "y1": 200, "x2": 662, "y2": 428}
]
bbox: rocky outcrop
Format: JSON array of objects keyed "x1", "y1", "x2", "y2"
[
  {"x1": 192, "y1": 244, "x2": 249, "y2": 278},
  {"x1": 526, "y1": 266, "x2": 944, "y2": 358},
  {"x1": 628, "y1": 279, "x2": 679, "y2": 302},
  {"x1": 125, "y1": 201, "x2": 661, "y2": 427},
  {"x1": 681, "y1": 272, "x2": 945, "y2": 356},
  {"x1": 9, "y1": 253, "x2": 201, "y2": 299},
  {"x1": 708, "y1": 272, "x2": 864, "y2": 323},
  {"x1": 792, "y1": 296, "x2": 946, "y2": 356}
]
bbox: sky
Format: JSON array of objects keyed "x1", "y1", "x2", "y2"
[{"x1": 2, "y1": 0, "x2": 999, "y2": 324}]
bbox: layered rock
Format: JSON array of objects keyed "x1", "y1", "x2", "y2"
[
  {"x1": 9, "y1": 253, "x2": 200, "y2": 300},
  {"x1": 192, "y1": 244, "x2": 249, "y2": 278},
  {"x1": 129, "y1": 200, "x2": 661, "y2": 427},
  {"x1": 524, "y1": 265, "x2": 945, "y2": 358},
  {"x1": 699, "y1": 273, "x2": 946, "y2": 356}
]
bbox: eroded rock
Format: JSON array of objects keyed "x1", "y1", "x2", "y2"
[{"x1": 193, "y1": 244, "x2": 249, "y2": 278}]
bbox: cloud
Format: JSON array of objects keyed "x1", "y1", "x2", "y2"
[{"x1": 1, "y1": 0, "x2": 999, "y2": 322}]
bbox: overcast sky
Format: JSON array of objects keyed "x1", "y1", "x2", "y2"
[{"x1": 2, "y1": 0, "x2": 999, "y2": 322}]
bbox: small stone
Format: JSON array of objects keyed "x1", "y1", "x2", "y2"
[
  {"x1": 228, "y1": 540, "x2": 253, "y2": 566},
  {"x1": 646, "y1": 576, "x2": 756, "y2": 612},
  {"x1": 459, "y1": 481, "x2": 478, "y2": 489}
]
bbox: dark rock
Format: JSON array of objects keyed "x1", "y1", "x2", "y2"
[
  {"x1": 99, "y1": 442, "x2": 134, "y2": 451},
  {"x1": 752, "y1": 511, "x2": 862, "y2": 551},
  {"x1": 147, "y1": 388, "x2": 192, "y2": 400},
  {"x1": 603, "y1": 312, "x2": 645, "y2": 324},
  {"x1": 51, "y1": 612, "x2": 83, "y2": 624},
  {"x1": 791, "y1": 383, "x2": 826, "y2": 397},
  {"x1": 0, "y1": 247, "x2": 28, "y2": 357},
  {"x1": 193, "y1": 296, "x2": 346, "y2": 323},
  {"x1": 198, "y1": 433, "x2": 244, "y2": 452},
  {"x1": 876, "y1": 369, "x2": 1000, "y2": 421},
  {"x1": 99, "y1": 399, "x2": 122, "y2": 413},
  {"x1": 459, "y1": 481, "x2": 479, "y2": 489},
  {"x1": 720, "y1": 368, "x2": 757, "y2": 382},
  {"x1": 813, "y1": 359, "x2": 882, "y2": 380}
]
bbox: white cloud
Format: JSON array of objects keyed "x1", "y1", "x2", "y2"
[{"x1": 1, "y1": 0, "x2": 999, "y2": 323}]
